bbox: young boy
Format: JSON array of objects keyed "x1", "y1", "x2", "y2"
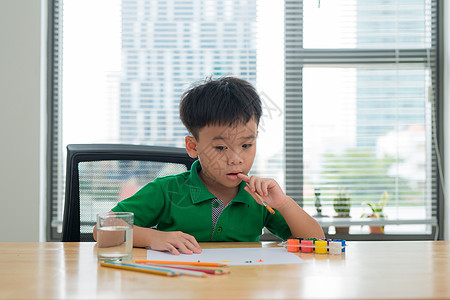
[{"x1": 95, "y1": 77, "x2": 324, "y2": 255}]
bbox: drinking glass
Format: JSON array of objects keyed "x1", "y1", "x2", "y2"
[{"x1": 96, "y1": 212, "x2": 133, "y2": 261}]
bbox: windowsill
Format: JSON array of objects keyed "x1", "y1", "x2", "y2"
[{"x1": 314, "y1": 216, "x2": 437, "y2": 227}]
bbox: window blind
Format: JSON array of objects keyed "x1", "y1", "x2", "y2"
[
  {"x1": 47, "y1": 0, "x2": 64, "y2": 240},
  {"x1": 285, "y1": 0, "x2": 440, "y2": 237}
]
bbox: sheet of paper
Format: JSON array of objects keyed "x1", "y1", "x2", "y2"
[{"x1": 146, "y1": 247, "x2": 304, "y2": 265}]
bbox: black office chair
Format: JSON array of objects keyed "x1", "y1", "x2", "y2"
[{"x1": 62, "y1": 144, "x2": 195, "y2": 242}]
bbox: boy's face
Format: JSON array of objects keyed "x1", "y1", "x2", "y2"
[{"x1": 186, "y1": 119, "x2": 258, "y2": 191}]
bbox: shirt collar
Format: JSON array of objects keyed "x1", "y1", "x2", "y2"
[{"x1": 189, "y1": 160, "x2": 253, "y2": 206}]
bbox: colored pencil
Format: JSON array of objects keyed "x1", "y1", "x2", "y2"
[
  {"x1": 245, "y1": 182, "x2": 276, "y2": 214},
  {"x1": 100, "y1": 261, "x2": 179, "y2": 277},
  {"x1": 144, "y1": 264, "x2": 229, "y2": 275},
  {"x1": 134, "y1": 260, "x2": 227, "y2": 267},
  {"x1": 156, "y1": 266, "x2": 208, "y2": 277},
  {"x1": 101, "y1": 261, "x2": 208, "y2": 277}
]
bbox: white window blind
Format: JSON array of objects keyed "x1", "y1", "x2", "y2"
[
  {"x1": 285, "y1": 0, "x2": 440, "y2": 237},
  {"x1": 48, "y1": 0, "x2": 285, "y2": 240}
]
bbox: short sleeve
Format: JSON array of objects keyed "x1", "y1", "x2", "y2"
[
  {"x1": 111, "y1": 179, "x2": 165, "y2": 228},
  {"x1": 264, "y1": 211, "x2": 292, "y2": 240}
]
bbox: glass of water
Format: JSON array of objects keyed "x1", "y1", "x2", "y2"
[{"x1": 96, "y1": 212, "x2": 133, "y2": 261}]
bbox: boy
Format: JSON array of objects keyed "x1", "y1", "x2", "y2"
[{"x1": 94, "y1": 77, "x2": 324, "y2": 255}]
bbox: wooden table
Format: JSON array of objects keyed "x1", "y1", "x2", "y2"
[{"x1": 1, "y1": 241, "x2": 449, "y2": 299}]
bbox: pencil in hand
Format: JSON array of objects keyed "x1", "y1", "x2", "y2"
[{"x1": 245, "y1": 182, "x2": 275, "y2": 214}]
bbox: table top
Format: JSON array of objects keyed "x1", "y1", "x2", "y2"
[{"x1": 1, "y1": 241, "x2": 449, "y2": 299}]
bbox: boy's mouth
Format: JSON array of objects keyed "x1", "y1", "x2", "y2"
[{"x1": 226, "y1": 172, "x2": 242, "y2": 180}]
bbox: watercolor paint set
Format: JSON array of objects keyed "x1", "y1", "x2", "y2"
[{"x1": 280, "y1": 238, "x2": 347, "y2": 255}]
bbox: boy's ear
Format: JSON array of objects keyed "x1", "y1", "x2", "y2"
[{"x1": 185, "y1": 135, "x2": 199, "y2": 158}]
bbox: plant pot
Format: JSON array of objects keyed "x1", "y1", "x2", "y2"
[
  {"x1": 333, "y1": 215, "x2": 350, "y2": 234},
  {"x1": 368, "y1": 215, "x2": 385, "y2": 234},
  {"x1": 369, "y1": 226, "x2": 384, "y2": 234}
]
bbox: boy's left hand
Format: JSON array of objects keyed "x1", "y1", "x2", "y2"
[{"x1": 237, "y1": 173, "x2": 287, "y2": 210}]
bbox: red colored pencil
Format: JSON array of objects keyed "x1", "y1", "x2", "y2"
[{"x1": 135, "y1": 260, "x2": 227, "y2": 267}]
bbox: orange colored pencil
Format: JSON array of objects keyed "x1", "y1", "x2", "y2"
[{"x1": 134, "y1": 260, "x2": 227, "y2": 267}]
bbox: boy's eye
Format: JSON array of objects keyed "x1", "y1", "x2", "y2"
[
  {"x1": 215, "y1": 146, "x2": 227, "y2": 151},
  {"x1": 242, "y1": 144, "x2": 253, "y2": 149}
]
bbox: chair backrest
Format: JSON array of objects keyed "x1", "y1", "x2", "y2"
[{"x1": 62, "y1": 144, "x2": 195, "y2": 242}]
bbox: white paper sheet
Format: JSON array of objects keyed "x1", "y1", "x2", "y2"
[{"x1": 146, "y1": 247, "x2": 304, "y2": 265}]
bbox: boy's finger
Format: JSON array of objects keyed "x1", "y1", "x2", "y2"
[
  {"x1": 247, "y1": 176, "x2": 257, "y2": 192},
  {"x1": 177, "y1": 242, "x2": 196, "y2": 255},
  {"x1": 239, "y1": 174, "x2": 257, "y2": 192},
  {"x1": 261, "y1": 181, "x2": 269, "y2": 196},
  {"x1": 244, "y1": 186, "x2": 262, "y2": 205},
  {"x1": 183, "y1": 233, "x2": 201, "y2": 247},
  {"x1": 184, "y1": 236, "x2": 202, "y2": 253},
  {"x1": 255, "y1": 180, "x2": 263, "y2": 196},
  {"x1": 237, "y1": 173, "x2": 249, "y2": 181},
  {"x1": 168, "y1": 244, "x2": 180, "y2": 255}
]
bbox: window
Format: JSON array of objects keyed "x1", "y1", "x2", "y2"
[
  {"x1": 47, "y1": 0, "x2": 284, "y2": 240},
  {"x1": 48, "y1": 0, "x2": 442, "y2": 241},
  {"x1": 285, "y1": 0, "x2": 441, "y2": 238}
]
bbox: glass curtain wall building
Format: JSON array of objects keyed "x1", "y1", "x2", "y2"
[{"x1": 119, "y1": 0, "x2": 257, "y2": 147}]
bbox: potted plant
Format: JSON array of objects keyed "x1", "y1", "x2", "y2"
[
  {"x1": 313, "y1": 187, "x2": 328, "y2": 217},
  {"x1": 333, "y1": 189, "x2": 351, "y2": 234},
  {"x1": 361, "y1": 191, "x2": 388, "y2": 234}
]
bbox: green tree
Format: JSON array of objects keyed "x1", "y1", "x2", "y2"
[{"x1": 319, "y1": 147, "x2": 416, "y2": 205}]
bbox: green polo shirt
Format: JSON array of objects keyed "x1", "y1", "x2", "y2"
[{"x1": 112, "y1": 160, "x2": 292, "y2": 242}]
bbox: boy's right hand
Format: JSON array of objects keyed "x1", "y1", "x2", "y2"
[{"x1": 145, "y1": 229, "x2": 202, "y2": 255}]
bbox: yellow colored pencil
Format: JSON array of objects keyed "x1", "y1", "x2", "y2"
[{"x1": 100, "y1": 261, "x2": 179, "y2": 277}]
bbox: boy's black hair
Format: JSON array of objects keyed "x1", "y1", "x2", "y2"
[{"x1": 179, "y1": 77, "x2": 262, "y2": 139}]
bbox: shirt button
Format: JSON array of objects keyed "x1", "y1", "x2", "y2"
[
  {"x1": 217, "y1": 227, "x2": 222, "y2": 233},
  {"x1": 213, "y1": 202, "x2": 219, "y2": 208}
]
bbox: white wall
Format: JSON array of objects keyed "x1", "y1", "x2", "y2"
[{"x1": 0, "y1": 0, "x2": 44, "y2": 241}]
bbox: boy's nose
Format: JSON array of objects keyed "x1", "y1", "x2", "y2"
[{"x1": 227, "y1": 150, "x2": 243, "y2": 165}]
